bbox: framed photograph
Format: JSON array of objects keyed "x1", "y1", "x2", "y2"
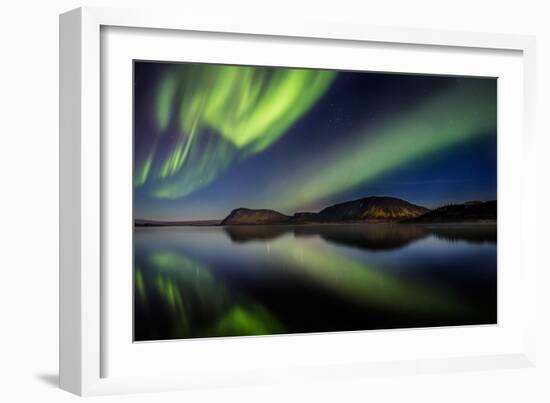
[{"x1": 60, "y1": 7, "x2": 537, "y2": 396}]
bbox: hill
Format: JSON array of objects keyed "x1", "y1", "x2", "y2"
[
  {"x1": 137, "y1": 197, "x2": 497, "y2": 226},
  {"x1": 314, "y1": 196, "x2": 429, "y2": 222},
  {"x1": 406, "y1": 200, "x2": 496, "y2": 223},
  {"x1": 221, "y1": 208, "x2": 291, "y2": 225},
  {"x1": 221, "y1": 197, "x2": 429, "y2": 225}
]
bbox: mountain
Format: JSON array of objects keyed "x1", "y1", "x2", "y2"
[
  {"x1": 221, "y1": 197, "x2": 429, "y2": 225},
  {"x1": 407, "y1": 200, "x2": 496, "y2": 223},
  {"x1": 221, "y1": 208, "x2": 291, "y2": 225},
  {"x1": 289, "y1": 212, "x2": 320, "y2": 223},
  {"x1": 314, "y1": 196, "x2": 429, "y2": 222},
  {"x1": 137, "y1": 197, "x2": 496, "y2": 227}
]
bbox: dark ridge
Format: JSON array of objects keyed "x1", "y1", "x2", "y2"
[
  {"x1": 407, "y1": 200, "x2": 496, "y2": 223},
  {"x1": 136, "y1": 197, "x2": 496, "y2": 227},
  {"x1": 290, "y1": 212, "x2": 320, "y2": 223}
]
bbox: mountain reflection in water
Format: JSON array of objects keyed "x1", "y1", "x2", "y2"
[{"x1": 134, "y1": 223, "x2": 496, "y2": 341}]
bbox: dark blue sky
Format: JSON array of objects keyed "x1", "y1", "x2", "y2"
[{"x1": 134, "y1": 62, "x2": 497, "y2": 220}]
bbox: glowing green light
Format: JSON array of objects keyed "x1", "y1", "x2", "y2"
[
  {"x1": 272, "y1": 237, "x2": 465, "y2": 314},
  {"x1": 134, "y1": 267, "x2": 146, "y2": 302},
  {"x1": 139, "y1": 64, "x2": 336, "y2": 198},
  {"x1": 207, "y1": 305, "x2": 285, "y2": 337},
  {"x1": 135, "y1": 152, "x2": 153, "y2": 187},
  {"x1": 273, "y1": 80, "x2": 496, "y2": 210},
  {"x1": 155, "y1": 73, "x2": 177, "y2": 130},
  {"x1": 141, "y1": 250, "x2": 285, "y2": 338}
]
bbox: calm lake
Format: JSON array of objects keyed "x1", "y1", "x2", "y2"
[{"x1": 134, "y1": 223, "x2": 497, "y2": 341}]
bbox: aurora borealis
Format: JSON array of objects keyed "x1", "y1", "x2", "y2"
[
  {"x1": 134, "y1": 64, "x2": 498, "y2": 340},
  {"x1": 135, "y1": 63, "x2": 335, "y2": 200},
  {"x1": 134, "y1": 62, "x2": 497, "y2": 220}
]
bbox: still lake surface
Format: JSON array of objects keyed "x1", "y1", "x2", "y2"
[{"x1": 134, "y1": 223, "x2": 497, "y2": 341}]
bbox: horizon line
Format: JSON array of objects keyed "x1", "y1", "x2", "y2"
[{"x1": 135, "y1": 197, "x2": 497, "y2": 223}]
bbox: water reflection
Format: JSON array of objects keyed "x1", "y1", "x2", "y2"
[
  {"x1": 225, "y1": 223, "x2": 496, "y2": 250},
  {"x1": 135, "y1": 249, "x2": 285, "y2": 340},
  {"x1": 134, "y1": 223, "x2": 496, "y2": 341}
]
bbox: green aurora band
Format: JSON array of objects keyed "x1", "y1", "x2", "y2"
[
  {"x1": 137, "y1": 64, "x2": 495, "y2": 210},
  {"x1": 135, "y1": 239, "x2": 468, "y2": 338},
  {"x1": 270, "y1": 80, "x2": 496, "y2": 211},
  {"x1": 137, "y1": 250, "x2": 286, "y2": 338},
  {"x1": 271, "y1": 237, "x2": 466, "y2": 314},
  {"x1": 136, "y1": 64, "x2": 336, "y2": 199}
]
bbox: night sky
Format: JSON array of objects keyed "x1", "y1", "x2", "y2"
[{"x1": 134, "y1": 61, "x2": 497, "y2": 221}]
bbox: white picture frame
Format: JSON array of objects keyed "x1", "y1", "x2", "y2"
[{"x1": 60, "y1": 6, "x2": 537, "y2": 396}]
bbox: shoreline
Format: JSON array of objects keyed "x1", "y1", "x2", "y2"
[{"x1": 134, "y1": 220, "x2": 497, "y2": 228}]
